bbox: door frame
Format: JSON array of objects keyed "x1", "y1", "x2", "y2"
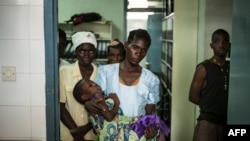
[
  {"x1": 44, "y1": 0, "x2": 59, "y2": 140},
  {"x1": 44, "y1": 1, "x2": 128, "y2": 140}
]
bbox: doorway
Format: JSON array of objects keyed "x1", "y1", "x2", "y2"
[
  {"x1": 44, "y1": 0, "x2": 60, "y2": 140},
  {"x1": 44, "y1": 0, "x2": 164, "y2": 140}
]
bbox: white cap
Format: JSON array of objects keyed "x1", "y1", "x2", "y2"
[{"x1": 72, "y1": 31, "x2": 97, "y2": 51}]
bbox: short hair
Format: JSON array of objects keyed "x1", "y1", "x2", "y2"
[
  {"x1": 211, "y1": 29, "x2": 230, "y2": 42},
  {"x1": 58, "y1": 28, "x2": 66, "y2": 40},
  {"x1": 107, "y1": 39, "x2": 125, "y2": 55},
  {"x1": 127, "y1": 29, "x2": 151, "y2": 47},
  {"x1": 73, "y1": 79, "x2": 86, "y2": 104}
]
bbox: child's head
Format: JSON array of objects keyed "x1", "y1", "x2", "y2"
[
  {"x1": 73, "y1": 79, "x2": 103, "y2": 104},
  {"x1": 107, "y1": 39, "x2": 125, "y2": 64}
]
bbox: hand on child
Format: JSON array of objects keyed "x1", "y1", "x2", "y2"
[
  {"x1": 70, "y1": 124, "x2": 93, "y2": 141},
  {"x1": 70, "y1": 125, "x2": 85, "y2": 141},
  {"x1": 85, "y1": 98, "x2": 104, "y2": 114}
]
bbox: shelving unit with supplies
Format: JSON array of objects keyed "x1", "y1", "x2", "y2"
[{"x1": 58, "y1": 21, "x2": 113, "y2": 65}]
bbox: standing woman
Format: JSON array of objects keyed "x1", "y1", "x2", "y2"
[
  {"x1": 88, "y1": 29, "x2": 166, "y2": 140},
  {"x1": 59, "y1": 31, "x2": 98, "y2": 141}
]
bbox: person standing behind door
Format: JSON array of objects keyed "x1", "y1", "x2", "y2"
[
  {"x1": 58, "y1": 28, "x2": 70, "y2": 66},
  {"x1": 59, "y1": 31, "x2": 98, "y2": 141},
  {"x1": 107, "y1": 38, "x2": 125, "y2": 64},
  {"x1": 189, "y1": 29, "x2": 231, "y2": 141}
]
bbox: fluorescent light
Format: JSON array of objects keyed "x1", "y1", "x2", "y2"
[
  {"x1": 127, "y1": 12, "x2": 154, "y2": 19},
  {"x1": 128, "y1": 0, "x2": 148, "y2": 8}
]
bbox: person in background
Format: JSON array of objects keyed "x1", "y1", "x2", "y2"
[
  {"x1": 85, "y1": 29, "x2": 169, "y2": 140},
  {"x1": 189, "y1": 29, "x2": 231, "y2": 141},
  {"x1": 58, "y1": 28, "x2": 70, "y2": 66},
  {"x1": 107, "y1": 38, "x2": 125, "y2": 64},
  {"x1": 59, "y1": 31, "x2": 98, "y2": 141}
]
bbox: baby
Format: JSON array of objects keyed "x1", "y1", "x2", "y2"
[
  {"x1": 73, "y1": 79, "x2": 170, "y2": 140},
  {"x1": 73, "y1": 78, "x2": 121, "y2": 123}
]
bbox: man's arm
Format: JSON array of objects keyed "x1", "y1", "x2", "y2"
[{"x1": 189, "y1": 65, "x2": 206, "y2": 105}]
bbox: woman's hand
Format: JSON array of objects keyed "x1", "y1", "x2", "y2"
[
  {"x1": 144, "y1": 125, "x2": 158, "y2": 139},
  {"x1": 85, "y1": 98, "x2": 104, "y2": 115},
  {"x1": 70, "y1": 125, "x2": 85, "y2": 141},
  {"x1": 70, "y1": 123, "x2": 92, "y2": 141}
]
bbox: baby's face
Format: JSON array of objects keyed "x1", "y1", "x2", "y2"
[{"x1": 82, "y1": 80, "x2": 103, "y2": 100}]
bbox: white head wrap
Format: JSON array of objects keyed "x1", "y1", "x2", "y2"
[{"x1": 72, "y1": 31, "x2": 97, "y2": 50}]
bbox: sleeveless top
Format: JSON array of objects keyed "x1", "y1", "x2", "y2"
[{"x1": 197, "y1": 60, "x2": 229, "y2": 125}]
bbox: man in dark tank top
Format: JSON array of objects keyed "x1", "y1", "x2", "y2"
[{"x1": 189, "y1": 29, "x2": 231, "y2": 141}]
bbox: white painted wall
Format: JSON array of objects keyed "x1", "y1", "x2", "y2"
[{"x1": 0, "y1": 0, "x2": 46, "y2": 140}]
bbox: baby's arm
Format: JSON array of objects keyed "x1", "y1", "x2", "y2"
[{"x1": 99, "y1": 93, "x2": 120, "y2": 121}]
